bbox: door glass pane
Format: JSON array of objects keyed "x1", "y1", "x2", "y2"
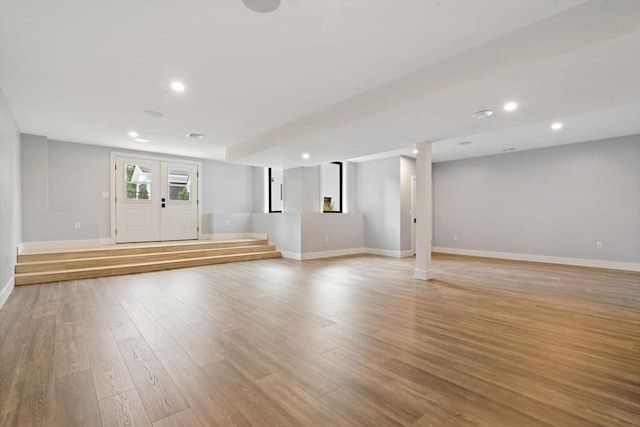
[
  {"x1": 168, "y1": 168, "x2": 191, "y2": 201},
  {"x1": 125, "y1": 163, "x2": 152, "y2": 200}
]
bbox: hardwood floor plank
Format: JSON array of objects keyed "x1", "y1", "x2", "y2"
[
  {"x1": 255, "y1": 372, "x2": 352, "y2": 427},
  {"x1": 155, "y1": 345, "x2": 251, "y2": 427},
  {"x1": 99, "y1": 389, "x2": 153, "y2": 427},
  {"x1": 128, "y1": 309, "x2": 178, "y2": 351},
  {"x1": 86, "y1": 329, "x2": 136, "y2": 400},
  {"x1": 53, "y1": 370, "x2": 102, "y2": 427},
  {"x1": 53, "y1": 319, "x2": 91, "y2": 378},
  {"x1": 201, "y1": 359, "x2": 301, "y2": 426},
  {"x1": 13, "y1": 314, "x2": 57, "y2": 427},
  {"x1": 152, "y1": 408, "x2": 202, "y2": 427},
  {"x1": 156, "y1": 314, "x2": 225, "y2": 366},
  {"x1": 117, "y1": 337, "x2": 188, "y2": 422}
]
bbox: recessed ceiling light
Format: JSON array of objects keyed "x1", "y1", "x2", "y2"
[
  {"x1": 458, "y1": 141, "x2": 472, "y2": 145},
  {"x1": 127, "y1": 131, "x2": 138, "y2": 138},
  {"x1": 242, "y1": 0, "x2": 280, "y2": 13},
  {"x1": 413, "y1": 149, "x2": 418, "y2": 154},
  {"x1": 134, "y1": 138, "x2": 149, "y2": 143},
  {"x1": 503, "y1": 102, "x2": 518, "y2": 111},
  {"x1": 473, "y1": 110, "x2": 493, "y2": 119},
  {"x1": 302, "y1": 153, "x2": 310, "y2": 159},
  {"x1": 171, "y1": 81, "x2": 185, "y2": 92},
  {"x1": 551, "y1": 122, "x2": 563, "y2": 130}
]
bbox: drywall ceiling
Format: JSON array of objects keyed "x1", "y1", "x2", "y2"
[{"x1": 0, "y1": 0, "x2": 638, "y2": 166}]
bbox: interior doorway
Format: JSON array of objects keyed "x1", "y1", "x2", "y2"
[{"x1": 112, "y1": 155, "x2": 200, "y2": 243}]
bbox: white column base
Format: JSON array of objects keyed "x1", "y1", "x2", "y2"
[{"x1": 414, "y1": 269, "x2": 434, "y2": 280}]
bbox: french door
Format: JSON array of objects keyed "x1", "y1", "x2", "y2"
[{"x1": 115, "y1": 156, "x2": 199, "y2": 243}]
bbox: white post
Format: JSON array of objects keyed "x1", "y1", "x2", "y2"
[{"x1": 414, "y1": 141, "x2": 434, "y2": 280}]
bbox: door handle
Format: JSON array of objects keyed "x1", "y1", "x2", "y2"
[
  {"x1": 162, "y1": 203, "x2": 166, "y2": 208},
  {"x1": 162, "y1": 197, "x2": 166, "y2": 202}
]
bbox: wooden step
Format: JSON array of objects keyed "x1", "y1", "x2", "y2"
[
  {"x1": 15, "y1": 251, "x2": 281, "y2": 286},
  {"x1": 15, "y1": 244, "x2": 276, "y2": 273},
  {"x1": 18, "y1": 239, "x2": 269, "y2": 262}
]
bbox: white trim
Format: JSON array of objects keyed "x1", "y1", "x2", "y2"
[
  {"x1": 280, "y1": 251, "x2": 302, "y2": 260},
  {"x1": 0, "y1": 277, "x2": 15, "y2": 310},
  {"x1": 433, "y1": 247, "x2": 640, "y2": 272},
  {"x1": 17, "y1": 242, "x2": 24, "y2": 255},
  {"x1": 414, "y1": 268, "x2": 434, "y2": 280},
  {"x1": 201, "y1": 232, "x2": 268, "y2": 241},
  {"x1": 364, "y1": 248, "x2": 405, "y2": 258},
  {"x1": 301, "y1": 248, "x2": 364, "y2": 260},
  {"x1": 22, "y1": 239, "x2": 108, "y2": 251}
]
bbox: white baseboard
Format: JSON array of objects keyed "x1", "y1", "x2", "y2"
[
  {"x1": 202, "y1": 232, "x2": 268, "y2": 241},
  {"x1": 17, "y1": 242, "x2": 24, "y2": 255},
  {"x1": 414, "y1": 268, "x2": 434, "y2": 280},
  {"x1": 364, "y1": 248, "x2": 411, "y2": 258},
  {"x1": 433, "y1": 246, "x2": 640, "y2": 272},
  {"x1": 22, "y1": 238, "x2": 109, "y2": 251},
  {"x1": 0, "y1": 276, "x2": 15, "y2": 310},
  {"x1": 301, "y1": 248, "x2": 364, "y2": 260},
  {"x1": 280, "y1": 251, "x2": 302, "y2": 260}
]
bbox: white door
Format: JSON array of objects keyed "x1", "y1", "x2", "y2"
[
  {"x1": 115, "y1": 157, "x2": 161, "y2": 243},
  {"x1": 115, "y1": 156, "x2": 199, "y2": 243},
  {"x1": 160, "y1": 162, "x2": 198, "y2": 241}
]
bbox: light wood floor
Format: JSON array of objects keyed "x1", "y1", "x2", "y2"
[{"x1": 1, "y1": 254, "x2": 638, "y2": 426}]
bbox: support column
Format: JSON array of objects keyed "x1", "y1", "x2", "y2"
[{"x1": 414, "y1": 141, "x2": 434, "y2": 280}]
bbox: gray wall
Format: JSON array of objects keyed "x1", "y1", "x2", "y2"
[
  {"x1": 300, "y1": 213, "x2": 364, "y2": 253},
  {"x1": 21, "y1": 136, "x2": 256, "y2": 241},
  {"x1": 433, "y1": 135, "x2": 640, "y2": 263},
  {"x1": 357, "y1": 156, "x2": 401, "y2": 251},
  {"x1": 400, "y1": 156, "x2": 416, "y2": 252},
  {"x1": 0, "y1": 87, "x2": 21, "y2": 301}
]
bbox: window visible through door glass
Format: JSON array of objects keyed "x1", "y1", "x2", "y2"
[
  {"x1": 168, "y1": 168, "x2": 191, "y2": 201},
  {"x1": 125, "y1": 163, "x2": 152, "y2": 200}
]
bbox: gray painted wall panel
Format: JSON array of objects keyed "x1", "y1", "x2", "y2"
[
  {"x1": 400, "y1": 156, "x2": 416, "y2": 251},
  {"x1": 0, "y1": 87, "x2": 21, "y2": 296},
  {"x1": 357, "y1": 156, "x2": 401, "y2": 251},
  {"x1": 433, "y1": 135, "x2": 640, "y2": 263}
]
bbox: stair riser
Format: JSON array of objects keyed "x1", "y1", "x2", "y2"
[
  {"x1": 16, "y1": 245, "x2": 276, "y2": 273},
  {"x1": 15, "y1": 252, "x2": 281, "y2": 286},
  {"x1": 18, "y1": 240, "x2": 268, "y2": 262}
]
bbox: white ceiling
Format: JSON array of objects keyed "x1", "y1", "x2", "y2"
[{"x1": 0, "y1": 0, "x2": 639, "y2": 166}]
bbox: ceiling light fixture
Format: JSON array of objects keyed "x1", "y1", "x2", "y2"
[
  {"x1": 503, "y1": 102, "x2": 518, "y2": 111},
  {"x1": 458, "y1": 141, "x2": 472, "y2": 145},
  {"x1": 302, "y1": 153, "x2": 310, "y2": 160},
  {"x1": 186, "y1": 133, "x2": 205, "y2": 140},
  {"x1": 142, "y1": 110, "x2": 163, "y2": 118},
  {"x1": 171, "y1": 81, "x2": 185, "y2": 92},
  {"x1": 134, "y1": 138, "x2": 149, "y2": 143},
  {"x1": 551, "y1": 122, "x2": 563, "y2": 130},
  {"x1": 473, "y1": 110, "x2": 493, "y2": 119},
  {"x1": 127, "y1": 131, "x2": 138, "y2": 138},
  {"x1": 242, "y1": 0, "x2": 280, "y2": 13}
]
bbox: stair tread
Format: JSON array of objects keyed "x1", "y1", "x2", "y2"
[
  {"x1": 15, "y1": 250, "x2": 281, "y2": 277},
  {"x1": 17, "y1": 244, "x2": 274, "y2": 266},
  {"x1": 20, "y1": 238, "x2": 266, "y2": 256}
]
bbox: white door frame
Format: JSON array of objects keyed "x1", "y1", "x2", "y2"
[{"x1": 109, "y1": 151, "x2": 202, "y2": 244}]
